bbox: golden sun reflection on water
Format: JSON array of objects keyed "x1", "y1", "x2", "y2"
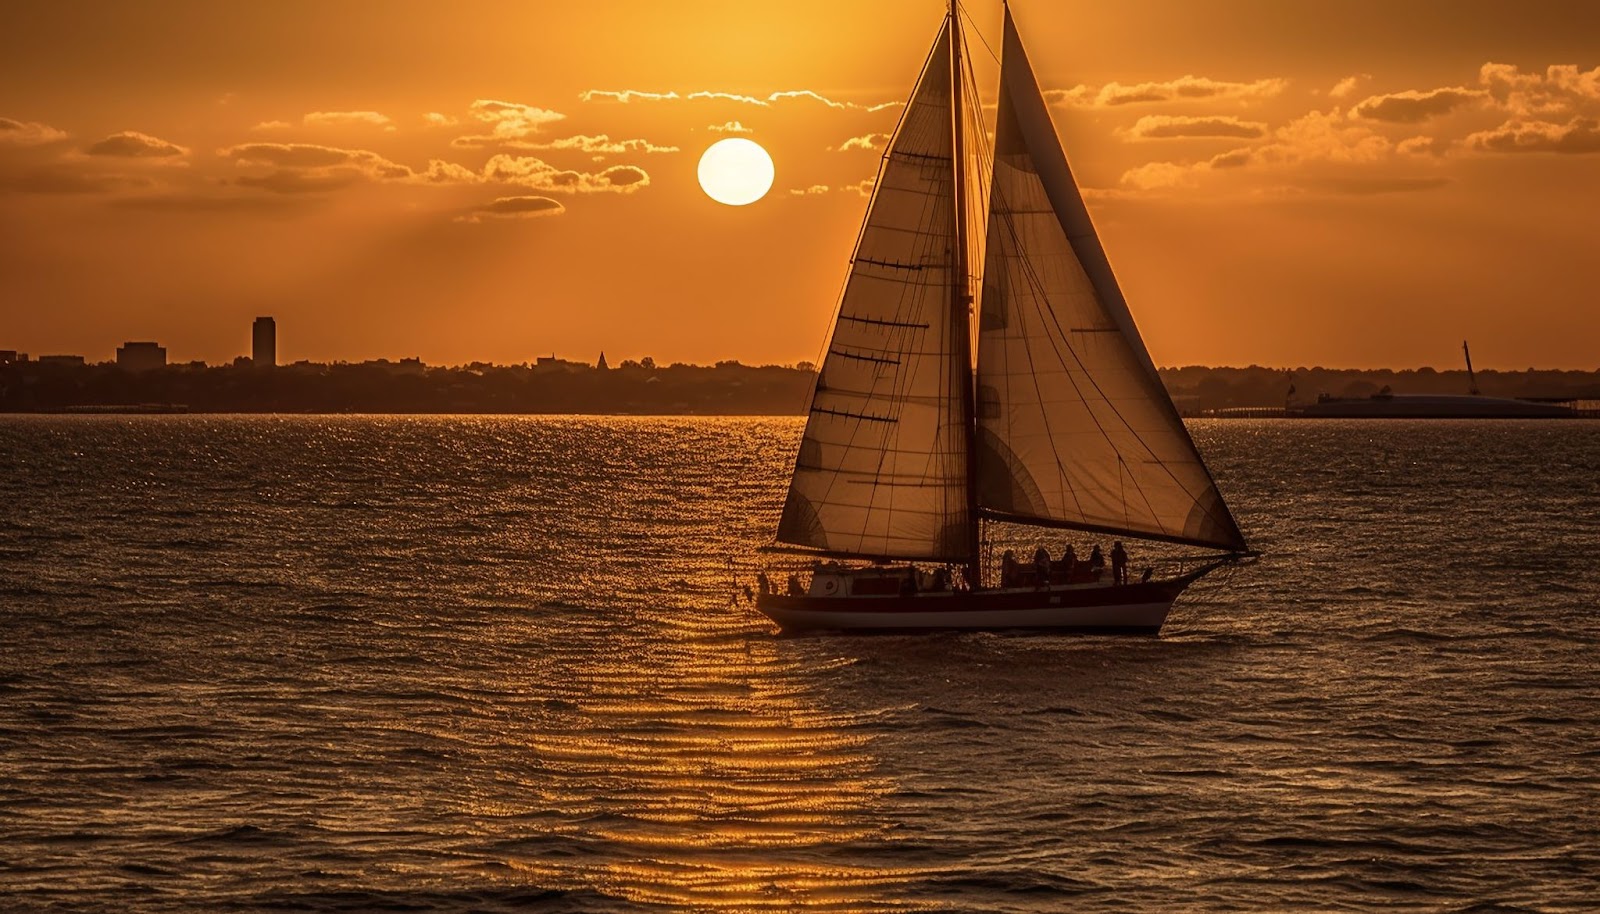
[{"x1": 486, "y1": 606, "x2": 932, "y2": 911}]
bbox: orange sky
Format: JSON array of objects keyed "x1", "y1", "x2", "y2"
[{"x1": 2, "y1": 0, "x2": 1597, "y2": 369}]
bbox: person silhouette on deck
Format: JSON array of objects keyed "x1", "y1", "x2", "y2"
[
  {"x1": 1061, "y1": 544, "x2": 1077, "y2": 579},
  {"x1": 1033, "y1": 546, "x2": 1051, "y2": 587},
  {"x1": 1088, "y1": 544, "x2": 1105, "y2": 579},
  {"x1": 1000, "y1": 549, "x2": 1018, "y2": 588},
  {"x1": 1111, "y1": 541, "x2": 1128, "y2": 585}
]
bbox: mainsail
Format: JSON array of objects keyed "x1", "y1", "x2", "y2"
[
  {"x1": 973, "y1": 10, "x2": 1247, "y2": 551},
  {"x1": 775, "y1": 22, "x2": 974, "y2": 561}
]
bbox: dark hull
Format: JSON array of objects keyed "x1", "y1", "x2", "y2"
[{"x1": 755, "y1": 572, "x2": 1206, "y2": 633}]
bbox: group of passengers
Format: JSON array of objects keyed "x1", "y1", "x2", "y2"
[{"x1": 999, "y1": 541, "x2": 1129, "y2": 588}]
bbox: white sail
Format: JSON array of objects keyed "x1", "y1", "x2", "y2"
[
  {"x1": 776, "y1": 23, "x2": 973, "y2": 561},
  {"x1": 974, "y1": 10, "x2": 1247, "y2": 551}
]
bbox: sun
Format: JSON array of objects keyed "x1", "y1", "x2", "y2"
[{"x1": 697, "y1": 138, "x2": 775, "y2": 206}]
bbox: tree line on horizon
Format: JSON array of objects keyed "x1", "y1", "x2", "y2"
[{"x1": 1, "y1": 358, "x2": 1597, "y2": 414}]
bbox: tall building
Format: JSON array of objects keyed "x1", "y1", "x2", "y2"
[
  {"x1": 252, "y1": 316, "x2": 276, "y2": 367},
  {"x1": 116, "y1": 342, "x2": 166, "y2": 371}
]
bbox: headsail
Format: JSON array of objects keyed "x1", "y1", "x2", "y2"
[
  {"x1": 973, "y1": 9, "x2": 1247, "y2": 552},
  {"x1": 776, "y1": 22, "x2": 973, "y2": 562}
]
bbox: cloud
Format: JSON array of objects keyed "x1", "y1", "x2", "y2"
[
  {"x1": 766, "y1": 90, "x2": 901, "y2": 112},
  {"x1": 84, "y1": 131, "x2": 188, "y2": 158},
  {"x1": 581, "y1": 88, "x2": 901, "y2": 111},
  {"x1": 219, "y1": 142, "x2": 653, "y2": 197},
  {"x1": 456, "y1": 195, "x2": 566, "y2": 223},
  {"x1": 789, "y1": 184, "x2": 830, "y2": 196},
  {"x1": 482, "y1": 155, "x2": 649, "y2": 193},
  {"x1": 1350, "y1": 87, "x2": 1486, "y2": 123},
  {"x1": 1480, "y1": 63, "x2": 1600, "y2": 117},
  {"x1": 1328, "y1": 75, "x2": 1371, "y2": 99},
  {"x1": 423, "y1": 112, "x2": 459, "y2": 127},
  {"x1": 581, "y1": 90, "x2": 682, "y2": 103},
  {"x1": 709, "y1": 121, "x2": 752, "y2": 134},
  {"x1": 836, "y1": 132, "x2": 889, "y2": 151},
  {"x1": 416, "y1": 159, "x2": 481, "y2": 184},
  {"x1": 1116, "y1": 110, "x2": 1397, "y2": 191},
  {"x1": 251, "y1": 120, "x2": 294, "y2": 131},
  {"x1": 1120, "y1": 161, "x2": 1199, "y2": 191},
  {"x1": 220, "y1": 142, "x2": 426, "y2": 193},
  {"x1": 451, "y1": 99, "x2": 567, "y2": 148},
  {"x1": 496, "y1": 134, "x2": 679, "y2": 155},
  {"x1": 1121, "y1": 115, "x2": 1266, "y2": 140},
  {"x1": 222, "y1": 142, "x2": 407, "y2": 173},
  {"x1": 1243, "y1": 109, "x2": 1392, "y2": 165},
  {"x1": 1051, "y1": 75, "x2": 1287, "y2": 108},
  {"x1": 302, "y1": 110, "x2": 396, "y2": 130},
  {"x1": 1465, "y1": 117, "x2": 1600, "y2": 154},
  {"x1": 1397, "y1": 135, "x2": 1451, "y2": 157},
  {"x1": 0, "y1": 117, "x2": 69, "y2": 146}
]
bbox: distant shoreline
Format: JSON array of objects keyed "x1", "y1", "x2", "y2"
[{"x1": 2, "y1": 360, "x2": 1597, "y2": 415}]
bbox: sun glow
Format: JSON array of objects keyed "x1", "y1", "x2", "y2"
[{"x1": 697, "y1": 138, "x2": 775, "y2": 206}]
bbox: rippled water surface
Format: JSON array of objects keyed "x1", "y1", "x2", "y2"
[{"x1": 2, "y1": 416, "x2": 1597, "y2": 912}]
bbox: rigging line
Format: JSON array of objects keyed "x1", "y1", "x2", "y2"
[
  {"x1": 984, "y1": 180, "x2": 1092, "y2": 523},
  {"x1": 957, "y1": 1, "x2": 1001, "y2": 65},
  {"x1": 825, "y1": 47, "x2": 961, "y2": 555},
  {"x1": 977, "y1": 88, "x2": 1206, "y2": 531},
  {"x1": 990, "y1": 183, "x2": 1212, "y2": 537},
  {"x1": 984, "y1": 42, "x2": 1238, "y2": 539},
  {"x1": 998, "y1": 197, "x2": 1169, "y2": 534},
  {"x1": 796, "y1": 29, "x2": 948, "y2": 553},
  {"x1": 794, "y1": 24, "x2": 939, "y2": 423}
]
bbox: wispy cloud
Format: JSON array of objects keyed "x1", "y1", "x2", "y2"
[
  {"x1": 581, "y1": 90, "x2": 681, "y2": 103},
  {"x1": 303, "y1": 110, "x2": 396, "y2": 130},
  {"x1": 1466, "y1": 116, "x2": 1600, "y2": 154},
  {"x1": 423, "y1": 112, "x2": 459, "y2": 127},
  {"x1": 1328, "y1": 74, "x2": 1371, "y2": 99},
  {"x1": 456, "y1": 195, "x2": 566, "y2": 223},
  {"x1": 1050, "y1": 75, "x2": 1287, "y2": 108},
  {"x1": 709, "y1": 121, "x2": 753, "y2": 134},
  {"x1": 1120, "y1": 115, "x2": 1266, "y2": 140},
  {"x1": 1350, "y1": 87, "x2": 1486, "y2": 123},
  {"x1": 220, "y1": 142, "x2": 423, "y2": 193},
  {"x1": 495, "y1": 134, "x2": 679, "y2": 155},
  {"x1": 451, "y1": 99, "x2": 567, "y2": 148},
  {"x1": 582, "y1": 88, "x2": 901, "y2": 111},
  {"x1": 789, "y1": 184, "x2": 830, "y2": 196},
  {"x1": 482, "y1": 155, "x2": 649, "y2": 193},
  {"x1": 0, "y1": 117, "x2": 69, "y2": 146},
  {"x1": 85, "y1": 131, "x2": 188, "y2": 158},
  {"x1": 836, "y1": 132, "x2": 889, "y2": 151}
]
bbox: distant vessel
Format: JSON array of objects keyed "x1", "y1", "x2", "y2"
[
  {"x1": 1297, "y1": 342, "x2": 1574, "y2": 419},
  {"x1": 753, "y1": 2, "x2": 1250, "y2": 633}
]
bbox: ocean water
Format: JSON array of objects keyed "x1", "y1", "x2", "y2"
[{"x1": 1, "y1": 416, "x2": 1597, "y2": 913}]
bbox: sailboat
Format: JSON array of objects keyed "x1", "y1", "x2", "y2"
[{"x1": 755, "y1": 2, "x2": 1252, "y2": 633}]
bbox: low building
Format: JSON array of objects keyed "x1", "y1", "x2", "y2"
[
  {"x1": 116, "y1": 341, "x2": 167, "y2": 371},
  {"x1": 37, "y1": 355, "x2": 86, "y2": 366}
]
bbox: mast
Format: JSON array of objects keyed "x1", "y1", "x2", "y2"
[{"x1": 949, "y1": 0, "x2": 981, "y2": 589}]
